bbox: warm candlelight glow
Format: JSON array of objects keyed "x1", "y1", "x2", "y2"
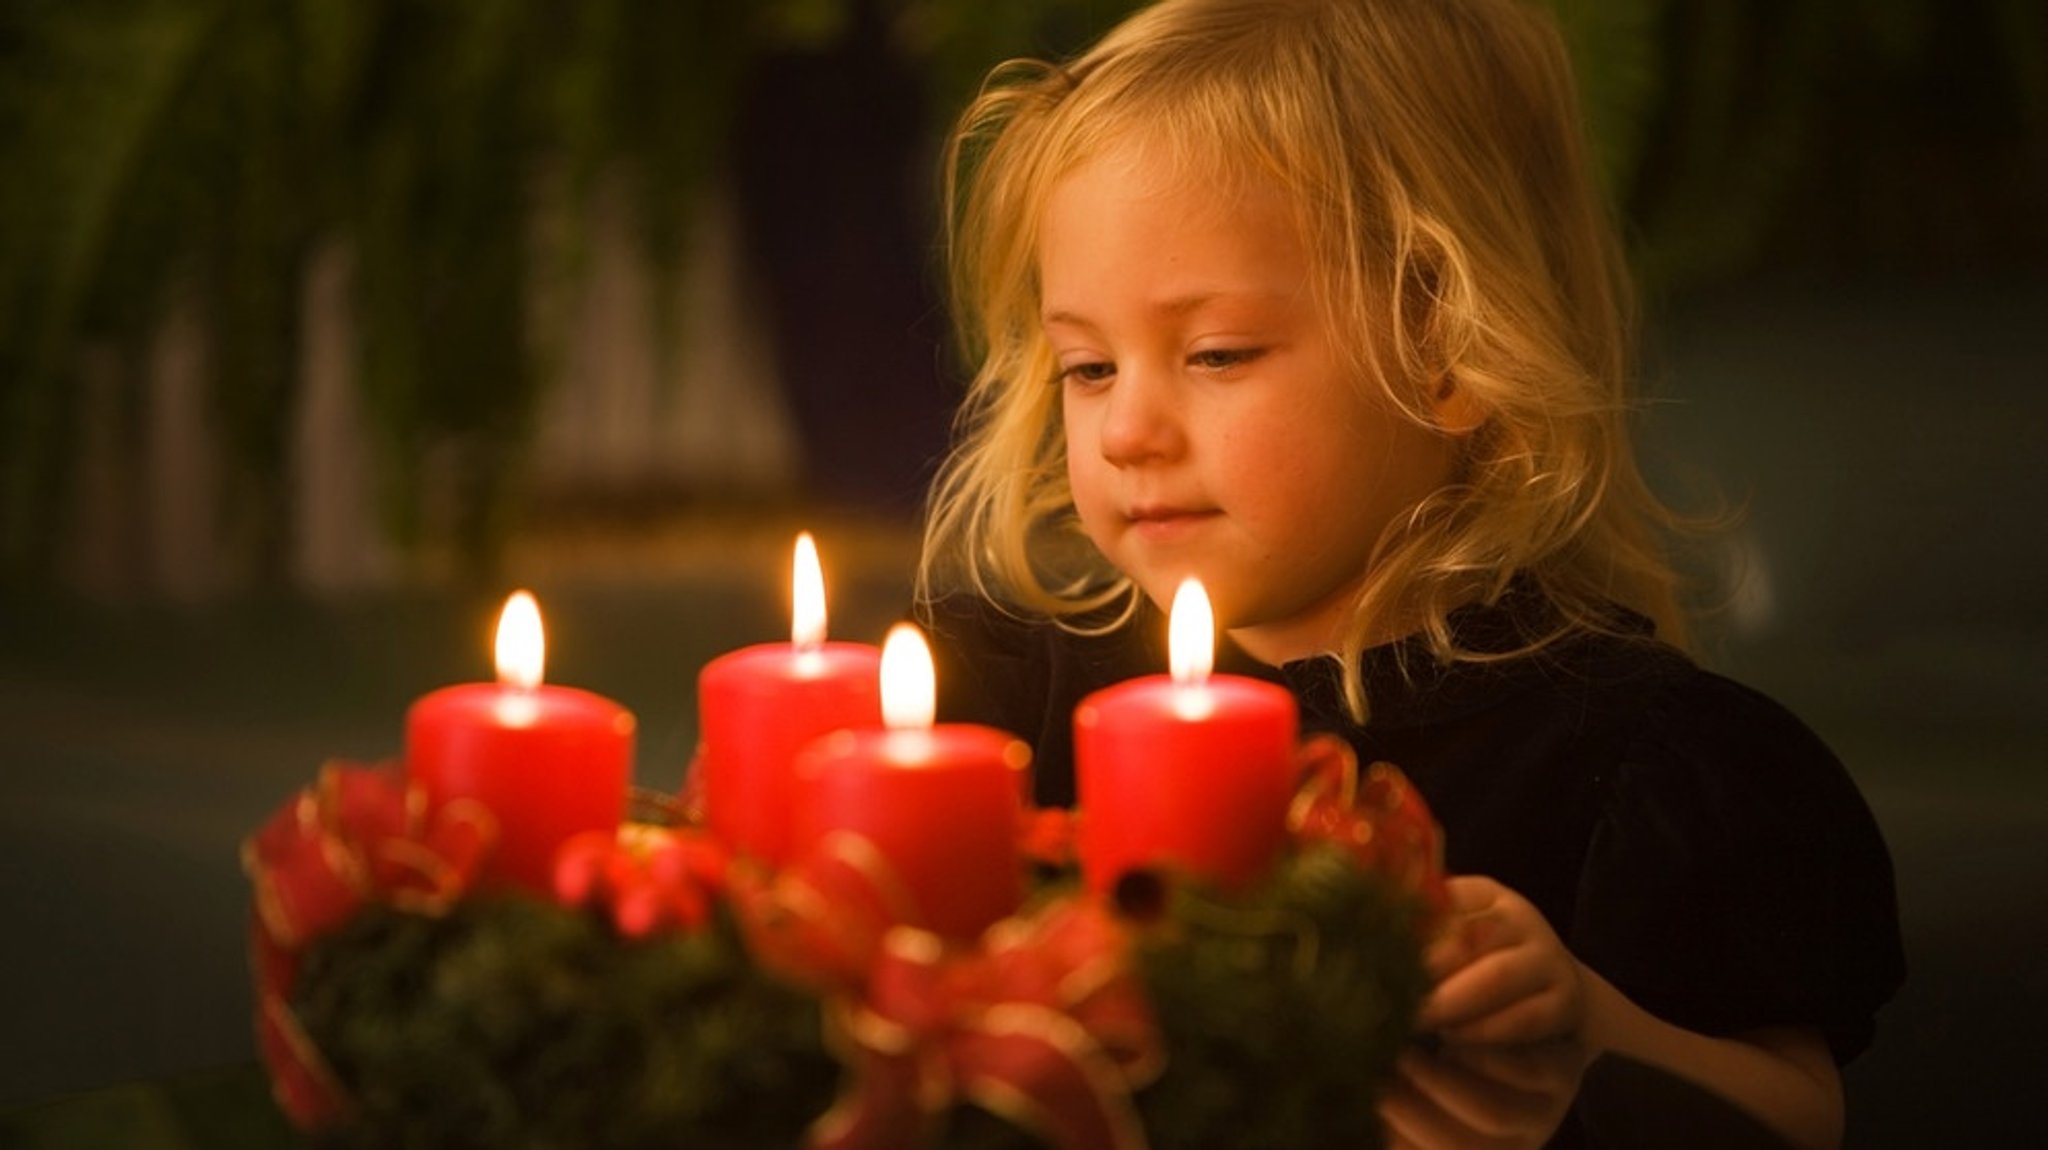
[
  {"x1": 1076, "y1": 571, "x2": 1299, "y2": 894},
  {"x1": 495, "y1": 591, "x2": 545, "y2": 690},
  {"x1": 792, "y1": 532, "x2": 826, "y2": 650},
  {"x1": 411, "y1": 586, "x2": 634, "y2": 889},
  {"x1": 880, "y1": 624, "x2": 937, "y2": 731},
  {"x1": 1169, "y1": 577, "x2": 1215, "y2": 686}
]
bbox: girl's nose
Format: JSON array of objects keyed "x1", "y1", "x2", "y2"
[{"x1": 1097, "y1": 366, "x2": 1183, "y2": 467}]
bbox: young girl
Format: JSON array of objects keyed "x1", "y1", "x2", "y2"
[{"x1": 914, "y1": 0, "x2": 1905, "y2": 1146}]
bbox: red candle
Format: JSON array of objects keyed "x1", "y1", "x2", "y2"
[
  {"x1": 791, "y1": 624, "x2": 1031, "y2": 941},
  {"x1": 406, "y1": 591, "x2": 635, "y2": 892},
  {"x1": 696, "y1": 533, "x2": 883, "y2": 866},
  {"x1": 1075, "y1": 578, "x2": 1298, "y2": 893}
]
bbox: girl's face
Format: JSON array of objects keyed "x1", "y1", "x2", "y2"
[{"x1": 1038, "y1": 144, "x2": 1461, "y2": 663}]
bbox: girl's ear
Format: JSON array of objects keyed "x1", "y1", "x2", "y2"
[
  {"x1": 1400, "y1": 254, "x2": 1486, "y2": 436},
  {"x1": 1431, "y1": 374, "x2": 1489, "y2": 436}
]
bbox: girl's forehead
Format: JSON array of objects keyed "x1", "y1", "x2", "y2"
[
  {"x1": 1033, "y1": 137, "x2": 1344, "y2": 334},
  {"x1": 1048, "y1": 128, "x2": 1280, "y2": 215}
]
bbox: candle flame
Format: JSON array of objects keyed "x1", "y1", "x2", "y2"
[
  {"x1": 880, "y1": 623, "x2": 936, "y2": 731},
  {"x1": 792, "y1": 532, "x2": 826, "y2": 650},
  {"x1": 1168, "y1": 577, "x2": 1214, "y2": 687},
  {"x1": 495, "y1": 590, "x2": 545, "y2": 690}
]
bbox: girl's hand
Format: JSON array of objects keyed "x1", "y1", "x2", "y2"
[
  {"x1": 1419, "y1": 877, "x2": 1846, "y2": 1149},
  {"x1": 1418, "y1": 875, "x2": 1590, "y2": 1045},
  {"x1": 1379, "y1": 1039, "x2": 1587, "y2": 1150}
]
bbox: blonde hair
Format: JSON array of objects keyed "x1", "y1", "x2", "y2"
[{"x1": 919, "y1": 0, "x2": 1690, "y2": 720}]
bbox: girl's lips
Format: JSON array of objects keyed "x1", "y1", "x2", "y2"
[{"x1": 1126, "y1": 507, "x2": 1219, "y2": 540}]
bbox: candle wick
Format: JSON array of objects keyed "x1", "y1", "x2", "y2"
[
  {"x1": 496, "y1": 689, "x2": 543, "y2": 727},
  {"x1": 793, "y1": 644, "x2": 829, "y2": 680},
  {"x1": 1171, "y1": 679, "x2": 1215, "y2": 722}
]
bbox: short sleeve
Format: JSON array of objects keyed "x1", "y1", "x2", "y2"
[{"x1": 1567, "y1": 672, "x2": 1906, "y2": 1063}]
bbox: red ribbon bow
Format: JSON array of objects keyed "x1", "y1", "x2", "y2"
[
  {"x1": 1288, "y1": 734, "x2": 1449, "y2": 921},
  {"x1": 241, "y1": 761, "x2": 494, "y2": 1129},
  {"x1": 717, "y1": 825, "x2": 1158, "y2": 1150},
  {"x1": 811, "y1": 898, "x2": 1161, "y2": 1150},
  {"x1": 553, "y1": 823, "x2": 732, "y2": 939},
  {"x1": 727, "y1": 831, "x2": 926, "y2": 994}
]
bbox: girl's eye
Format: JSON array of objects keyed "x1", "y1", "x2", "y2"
[
  {"x1": 1190, "y1": 347, "x2": 1264, "y2": 372},
  {"x1": 1057, "y1": 360, "x2": 1116, "y2": 388}
]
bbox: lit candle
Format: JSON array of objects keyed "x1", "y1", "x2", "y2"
[
  {"x1": 696, "y1": 532, "x2": 883, "y2": 866},
  {"x1": 1075, "y1": 578, "x2": 1299, "y2": 893},
  {"x1": 406, "y1": 591, "x2": 636, "y2": 892},
  {"x1": 791, "y1": 624, "x2": 1032, "y2": 941}
]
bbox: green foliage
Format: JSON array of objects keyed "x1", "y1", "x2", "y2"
[
  {"x1": 0, "y1": 0, "x2": 224, "y2": 578},
  {"x1": 296, "y1": 896, "x2": 839, "y2": 1150},
  {"x1": 1546, "y1": 0, "x2": 1670, "y2": 199},
  {"x1": 1613, "y1": 1, "x2": 1844, "y2": 289},
  {"x1": 3, "y1": 0, "x2": 2037, "y2": 587},
  {"x1": 287, "y1": 846, "x2": 1432, "y2": 1150},
  {"x1": 923, "y1": 846, "x2": 1435, "y2": 1149},
  {"x1": 892, "y1": 0, "x2": 1145, "y2": 116},
  {"x1": 1571, "y1": 0, "x2": 2048, "y2": 288},
  {"x1": 0, "y1": 0, "x2": 1148, "y2": 589},
  {"x1": 1127, "y1": 845, "x2": 1431, "y2": 1150},
  {"x1": 0, "y1": 0, "x2": 775, "y2": 584}
]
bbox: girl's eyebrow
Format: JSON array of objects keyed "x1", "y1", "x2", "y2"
[{"x1": 1043, "y1": 289, "x2": 1291, "y2": 328}]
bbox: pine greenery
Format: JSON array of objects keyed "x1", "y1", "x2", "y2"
[{"x1": 290, "y1": 844, "x2": 1431, "y2": 1148}]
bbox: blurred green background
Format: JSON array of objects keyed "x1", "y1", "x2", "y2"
[
  {"x1": 2, "y1": 0, "x2": 2046, "y2": 1145},
  {"x1": 4, "y1": 0, "x2": 2043, "y2": 589}
]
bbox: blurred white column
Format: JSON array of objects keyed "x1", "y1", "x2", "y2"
[
  {"x1": 140, "y1": 296, "x2": 223, "y2": 601},
  {"x1": 292, "y1": 242, "x2": 397, "y2": 593},
  {"x1": 534, "y1": 178, "x2": 797, "y2": 500}
]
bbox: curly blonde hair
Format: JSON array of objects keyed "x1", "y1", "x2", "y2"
[{"x1": 919, "y1": 0, "x2": 1689, "y2": 720}]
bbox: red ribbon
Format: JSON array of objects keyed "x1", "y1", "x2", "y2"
[
  {"x1": 715, "y1": 826, "x2": 1158, "y2": 1150},
  {"x1": 810, "y1": 899, "x2": 1160, "y2": 1150},
  {"x1": 240, "y1": 739, "x2": 1439, "y2": 1141},
  {"x1": 1287, "y1": 734, "x2": 1449, "y2": 921},
  {"x1": 1021, "y1": 806, "x2": 1080, "y2": 870},
  {"x1": 241, "y1": 761, "x2": 494, "y2": 1129},
  {"x1": 731, "y1": 827, "x2": 957, "y2": 1000},
  {"x1": 553, "y1": 823, "x2": 732, "y2": 940}
]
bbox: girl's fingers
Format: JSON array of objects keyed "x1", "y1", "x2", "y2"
[
  {"x1": 1426, "y1": 908, "x2": 1505, "y2": 978},
  {"x1": 1383, "y1": 1042, "x2": 1585, "y2": 1149},
  {"x1": 1423, "y1": 874, "x2": 1587, "y2": 1042},
  {"x1": 1419, "y1": 943, "x2": 1549, "y2": 1032},
  {"x1": 1442, "y1": 1038, "x2": 1588, "y2": 1095},
  {"x1": 1393, "y1": 1045, "x2": 1548, "y2": 1139},
  {"x1": 1379, "y1": 1051, "x2": 1463, "y2": 1150},
  {"x1": 1433, "y1": 987, "x2": 1577, "y2": 1046},
  {"x1": 1440, "y1": 874, "x2": 1499, "y2": 908},
  {"x1": 1426, "y1": 878, "x2": 1517, "y2": 978}
]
